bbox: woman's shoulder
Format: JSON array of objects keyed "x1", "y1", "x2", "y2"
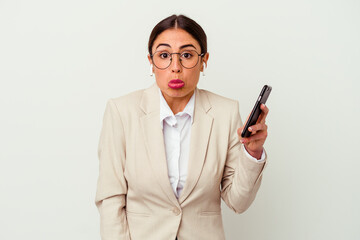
[{"x1": 104, "y1": 87, "x2": 149, "y2": 118}]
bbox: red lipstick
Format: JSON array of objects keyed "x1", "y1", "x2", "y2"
[{"x1": 168, "y1": 79, "x2": 185, "y2": 89}]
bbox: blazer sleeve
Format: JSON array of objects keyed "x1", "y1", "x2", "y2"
[
  {"x1": 95, "y1": 99, "x2": 130, "y2": 240},
  {"x1": 221, "y1": 100, "x2": 267, "y2": 214}
]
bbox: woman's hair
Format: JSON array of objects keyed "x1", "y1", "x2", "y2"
[{"x1": 148, "y1": 14, "x2": 207, "y2": 56}]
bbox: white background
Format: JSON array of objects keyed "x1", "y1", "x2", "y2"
[{"x1": 0, "y1": 0, "x2": 359, "y2": 239}]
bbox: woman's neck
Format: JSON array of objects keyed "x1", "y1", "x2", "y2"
[{"x1": 162, "y1": 90, "x2": 194, "y2": 115}]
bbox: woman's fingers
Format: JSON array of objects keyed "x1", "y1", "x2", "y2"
[
  {"x1": 244, "y1": 129, "x2": 267, "y2": 143},
  {"x1": 248, "y1": 123, "x2": 267, "y2": 135},
  {"x1": 257, "y1": 104, "x2": 269, "y2": 124},
  {"x1": 240, "y1": 131, "x2": 267, "y2": 146},
  {"x1": 238, "y1": 104, "x2": 269, "y2": 145},
  {"x1": 238, "y1": 124, "x2": 267, "y2": 142},
  {"x1": 237, "y1": 104, "x2": 269, "y2": 157}
]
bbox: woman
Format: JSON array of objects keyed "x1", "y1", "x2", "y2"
[{"x1": 95, "y1": 14, "x2": 269, "y2": 240}]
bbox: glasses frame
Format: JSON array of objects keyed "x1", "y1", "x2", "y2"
[{"x1": 150, "y1": 50, "x2": 205, "y2": 70}]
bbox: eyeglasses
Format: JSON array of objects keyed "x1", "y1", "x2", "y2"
[{"x1": 150, "y1": 50, "x2": 205, "y2": 70}]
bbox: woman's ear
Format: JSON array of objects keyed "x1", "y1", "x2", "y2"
[
  {"x1": 202, "y1": 52, "x2": 209, "y2": 71},
  {"x1": 148, "y1": 54, "x2": 154, "y2": 76}
]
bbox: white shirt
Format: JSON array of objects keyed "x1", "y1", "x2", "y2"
[{"x1": 159, "y1": 89, "x2": 265, "y2": 198}]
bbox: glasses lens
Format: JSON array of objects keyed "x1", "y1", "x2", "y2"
[
  {"x1": 180, "y1": 50, "x2": 199, "y2": 68},
  {"x1": 152, "y1": 50, "x2": 200, "y2": 69},
  {"x1": 152, "y1": 51, "x2": 172, "y2": 69}
]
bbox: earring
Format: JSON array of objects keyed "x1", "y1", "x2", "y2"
[
  {"x1": 202, "y1": 63, "x2": 206, "y2": 76},
  {"x1": 149, "y1": 64, "x2": 153, "y2": 77}
]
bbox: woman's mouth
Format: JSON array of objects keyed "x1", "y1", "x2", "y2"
[{"x1": 168, "y1": 79, "x2": 185, "y2": 89}]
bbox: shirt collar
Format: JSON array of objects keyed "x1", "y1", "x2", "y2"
[{"x1": 159, "y1": 89, "x2": 195, "y2": 130}]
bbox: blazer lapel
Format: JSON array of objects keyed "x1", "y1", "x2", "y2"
[
  {"x1": 140, "y1": 84, "x2": 214, "y2": 206},
  {"x1": 139, "y1": 83, "x2": 180, "y2": 207},
  {"x1": 179, "y1": 88, "x2": 213, "y2": 204}
]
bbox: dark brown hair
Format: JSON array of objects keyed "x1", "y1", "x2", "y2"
[{"x1": 148, "y1": 14, "x2": 207, "y2": 56}]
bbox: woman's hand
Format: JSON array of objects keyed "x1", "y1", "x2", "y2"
[{"x1": 237, "y1": 104, "x2": 269, "y2": 159}]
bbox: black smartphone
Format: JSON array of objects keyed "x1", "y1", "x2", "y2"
[{"x1": 241, "y1": 85, "x2": 272, "y2": 138}]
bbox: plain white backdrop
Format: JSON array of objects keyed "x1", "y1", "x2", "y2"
[{"x1": 0, "y1": 0, "x2": 359, "y2": 239}]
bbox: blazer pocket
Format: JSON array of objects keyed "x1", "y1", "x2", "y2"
[
  {"x1": 126, "y1": 210, "x2": 150, "y2": 217},
  {"x1": 200, "y1": 211, "x2": 221, "y2": 216}
]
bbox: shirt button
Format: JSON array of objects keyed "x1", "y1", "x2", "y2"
[{"x1": 172, "y1": 207, "x2": 181, "y2": 215}]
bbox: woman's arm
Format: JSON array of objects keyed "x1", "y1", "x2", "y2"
[
  {"x1": 95, "y1": 99, "x2": 130, "y2": 240},
  {"x1": 221, "y1": 101, "x2": 267, "y2": 214}
]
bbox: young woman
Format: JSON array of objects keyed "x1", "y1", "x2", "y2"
[{"x1": 95, "y1": 14, "x2": 269, "y2": 240}]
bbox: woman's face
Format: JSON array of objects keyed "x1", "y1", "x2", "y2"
[{"x1": 148, "y1": 28, "x2": 209, "y2": 103}]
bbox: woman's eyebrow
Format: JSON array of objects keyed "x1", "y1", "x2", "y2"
[
  {"x1": 179, "y1": 44, "x2": 197, "y2": 50},
  {"x1": 155, "y1": 43, "x2": 197, "y2": 50}
]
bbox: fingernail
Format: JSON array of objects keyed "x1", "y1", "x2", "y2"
[{"x1": 249, "y1": 127, "x2": 252, "y2": 131}]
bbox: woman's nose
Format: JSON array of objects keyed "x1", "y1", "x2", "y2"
[{"x1": 171, "y1": 54, "x2": 182, "y2": 73}]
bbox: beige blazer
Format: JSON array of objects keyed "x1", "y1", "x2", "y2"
[{"x1": 95, "y1": 83, "x2": 267, "y2": 240}]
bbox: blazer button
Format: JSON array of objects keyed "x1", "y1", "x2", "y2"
[{"x1": 172, "y1": 207, "x2": 181, "y2": 215}]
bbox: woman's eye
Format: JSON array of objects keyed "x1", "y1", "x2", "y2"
[
  {"x1": 160, "y1": 53, "x2": 170, "y2": 58},
  {"x1": 181, "y1": 52, "x2": 193, "y2": 59}
]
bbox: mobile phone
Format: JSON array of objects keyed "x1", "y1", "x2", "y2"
[{"x1": 241, "y1": 85, "x2": 272, "y2": 138}]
